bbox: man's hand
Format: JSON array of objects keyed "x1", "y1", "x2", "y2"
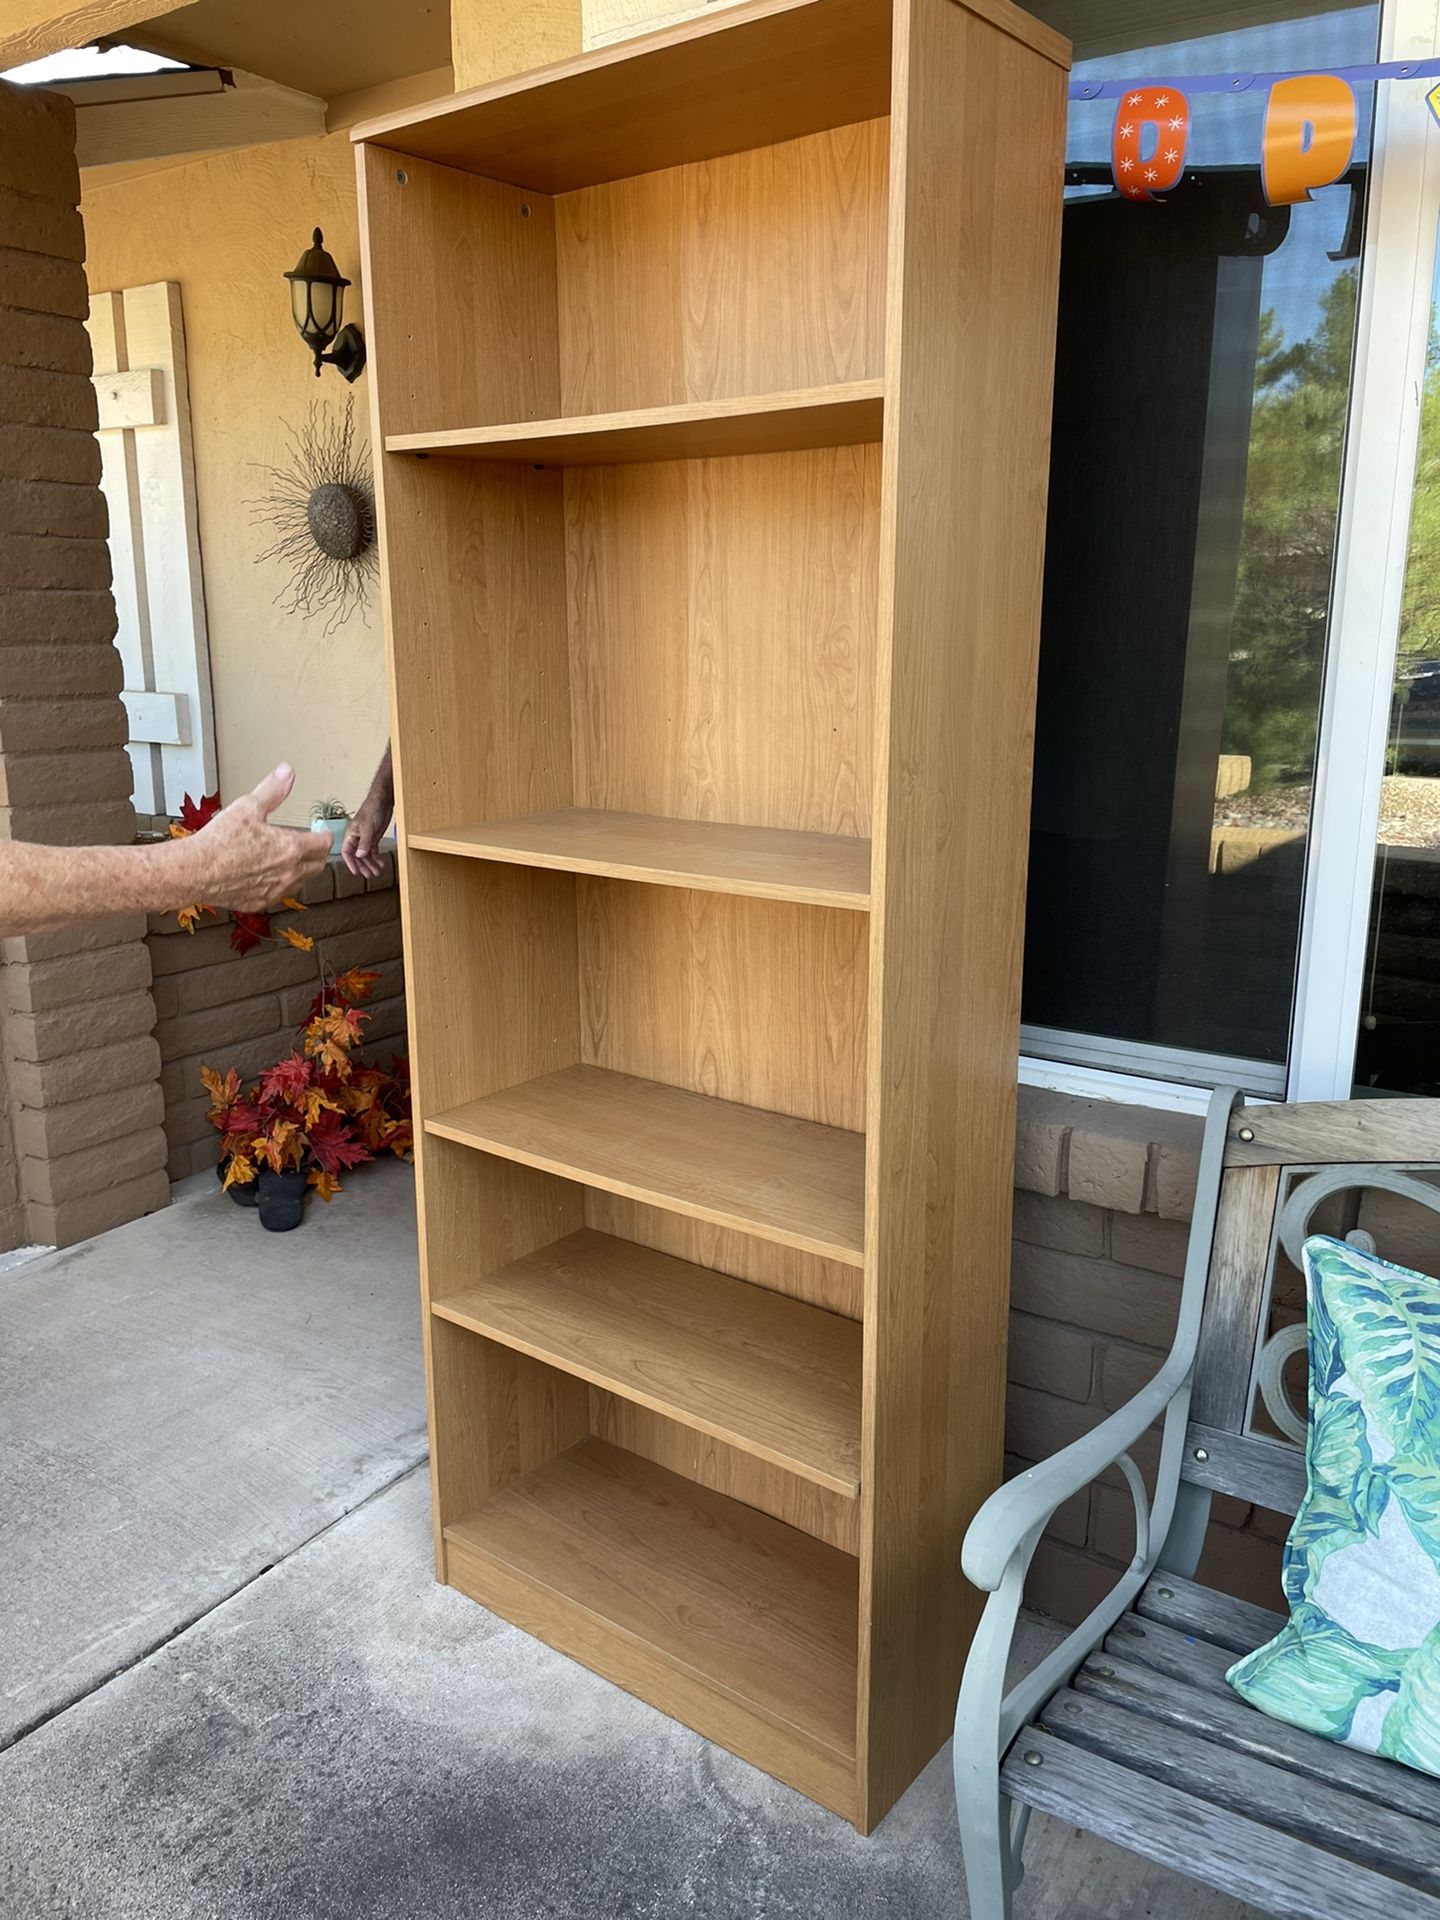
[
  {"x1": 177, "y1": 764, "x2": 332, "y2": 910},
  {"x1": 342, "y1": 745, "x2": 394, "y2": 880}
]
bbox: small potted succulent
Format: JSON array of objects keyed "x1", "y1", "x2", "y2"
[{"x1": 310, "y1": 796, "x2": 349, "y2": 854}]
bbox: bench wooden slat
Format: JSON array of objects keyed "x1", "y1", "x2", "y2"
[
  {"x1": 1182, "y1": 1422, "x2": 1308, "y2": 1514},
  {"x1": 1227, "y1": 1101, "x2": 1440, "y2": 1168},
  {"x1": 1002, "y1": 1729, "x2": 1440, "y2": 1920},
  {"x1": 1103, "y1": 1613, "x2": 1237, "y2": 1691},
  {"x1": 1040, "y1": 1687, "x2": 1440, "y2": 1893},
  {"x1": 1191, "y1": 1164, "x2": 1283, "y2": 1431},
  {"x1": 1137, "y1": 1569, "x2": 1287, "y2": 1652},
  {"x1": 1076, "y1": 1649, "x2": 1440, "y2": 1825}
]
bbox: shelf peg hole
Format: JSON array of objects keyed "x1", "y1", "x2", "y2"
[{"x1": 395, "y1": 168, "x2": 408, "y2": 185}]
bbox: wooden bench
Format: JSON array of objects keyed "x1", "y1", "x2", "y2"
[{"x1": 954, "y1": 1090, "x2": 1440, "y2": 1919}]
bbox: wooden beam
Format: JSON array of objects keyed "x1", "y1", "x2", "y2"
[
  {"x1": 74, "y1": 69, "x2": 325, "y2": 168},
  {"x1": 0, "y1": 1, "x2": 192, "y2": 69}
]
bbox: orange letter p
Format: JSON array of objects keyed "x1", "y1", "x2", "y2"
[{"x1": 1262, "y1": 75, "x2": 1357, "y2": 206}]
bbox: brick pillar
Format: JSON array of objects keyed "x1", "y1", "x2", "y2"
[{"x1": 0, "y1": 79, "x2": 167, "y2": 1249}]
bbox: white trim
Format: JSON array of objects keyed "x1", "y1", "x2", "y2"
[
  {"x1": 1021, "y1": 1023, "x2": 1285, "y2": 1095},
  {"x1": 1018, "y1": 1054, "x2": 1225, "y2": 1115},
  {"x1": 1288, "y1": 0, "x2": 1440, "y2": 1100}
]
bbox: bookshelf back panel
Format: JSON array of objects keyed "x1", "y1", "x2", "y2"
[
  {"x1": 554, "y1": 120, "x2": 888, "y2": 416},
  {"x1": 566, "y1": 445, "x2": 879, "y2": 836},
  {"x1": 576, "y1": 877, "x2": 866, "y2": 1132},
  {"x1": 590, "y1": 1389, "x2": 861, "y2": 1555},
  {"x1": 584, "y1": 1192, "x2": 862, "y2": 1319}
]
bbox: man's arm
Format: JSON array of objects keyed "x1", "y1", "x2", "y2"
[
  {"x1": 342, "y1": 744, "x2": 395, "y2": 880},
  {"x1": 0, "y1": 764, "x2": 331, "y2": 936}
]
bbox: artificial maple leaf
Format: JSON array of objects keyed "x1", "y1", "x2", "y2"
[
  {"x1": 222, "y1": 1153, "x2": 257, "y2": 1192},
  {"x1": 279, "y1": 896, "x2": 307, "y2": 914},
  {"x1": 332, "y1": 967, "x2": 380, "y2": 1005},
  {"x1": 300, "y1": 1084, "x2": 343, "y2": 1129},
  {"x1": 383, "y1": 1117, "x2": 414, "y2": 1159},
  {"x1": 259, "y1": 1053, "x2": 312, "y2": 1104},
  {"x1": 306, "y1": 1107, "x2": 373, "y2": 1175},
  {"x1": 278, "y1": 926, "x2": 314, "y2": 953},
  {"x1": 178, "y1": 789, "x2": 222, "y2": 834},
  {"x1": 200, "y1": 1064, "x2": 237, "y2": 1108},
  {"x1": 307, "y1": 1167, "x2": 342, "y2": 1202},
  {"x1": 229, "y1": 911, "x2": 272, "y2": 957},
  {"x1": 254, "y1": 1119, "x2": 302, "y2": 1174},
  {"x1": 176, "y1": 903, "x2": 216, "y2": 935}
]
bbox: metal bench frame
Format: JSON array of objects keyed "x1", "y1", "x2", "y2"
[{"x1": 955, "y1": 1088, "x2": 1440, "y2": 1920}]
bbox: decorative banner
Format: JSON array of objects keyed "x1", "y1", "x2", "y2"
[
  {"x1": 1261, "y1": 75, "x2": 1357, "y2": 206},
  {"x1": 1072, "y1": 59, "x2": 1440, "y2": 207},
  {"x1": 1111, "y1": 86, "x2": 1191, "y2": 201}
]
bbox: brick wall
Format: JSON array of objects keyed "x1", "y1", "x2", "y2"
[
  {"x1": 1006, "y1": 1088, "x2": 1290, "y2": 1623},
  {"x1": 0, "y1": 81, "x2": 167, "y2": 1250},
  {"x1": 148, "y1": 851, "x2": 406, "y2": 1181}
]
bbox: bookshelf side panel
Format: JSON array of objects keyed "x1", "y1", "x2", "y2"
[
  {"x1": 858, "y1": 0, "x2": 1068, "y2": 1830},
  {"x1": 358, "y1": 144, "x2": 584, "y2": 1570},
  {"x1": 359, "y1": 145, "x2": 561, "y2": 439}
]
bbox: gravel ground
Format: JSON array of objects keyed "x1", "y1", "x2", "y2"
[{"x1": 1217, "y1": 775, "x2": 1440, "y2": 849}]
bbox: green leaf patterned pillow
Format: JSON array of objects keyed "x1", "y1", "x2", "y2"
[{"x1": 1228, "y1": 1233, "x2": 1440, "y2": 1776}]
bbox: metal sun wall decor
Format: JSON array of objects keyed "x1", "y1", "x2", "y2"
[{"x1": 251, "y1": 398, "x2": 377, "y2": 634}]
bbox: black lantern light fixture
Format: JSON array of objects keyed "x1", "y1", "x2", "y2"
[{"x1": 284, "y1": 227, "x2": 366, "y2": 382}]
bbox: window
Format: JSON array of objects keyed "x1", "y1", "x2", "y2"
[
  {"x1": 1021, "y1": 3, "x2": 1384, "y2": 1096},
  {"x1": 1355, "y1": 250, "x2": 1440, "y2": 1094}
]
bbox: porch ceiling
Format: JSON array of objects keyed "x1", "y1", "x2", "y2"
[{"x1": 127, "y1": 0, "x2": 450, "y2": 101}]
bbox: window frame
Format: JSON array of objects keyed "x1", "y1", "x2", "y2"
[{"x1": 1020, "y1": 0, "x2": 1440, "y2": 1107}]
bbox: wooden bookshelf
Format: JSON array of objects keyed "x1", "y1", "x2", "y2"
[
  {"x1": 409, "y1": 808, "x2": 872, "y2": 909},
  {"x1": 356, "y1": 0, "x2": 1067, "y2": 1832}
]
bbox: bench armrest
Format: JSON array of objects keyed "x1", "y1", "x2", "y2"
[
  {"x1": 954, "y1": 1087, "x2": 1242, "y2": 1783},
  {"x1": 962, "y1": 1352, "x2": 1189, "y2": 1592}
]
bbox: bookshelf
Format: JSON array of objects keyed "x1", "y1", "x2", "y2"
[{"x1": 354, "y1": 0, "x2": 1068, "y2": 1831}]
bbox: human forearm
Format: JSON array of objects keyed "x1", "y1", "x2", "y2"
[
  {"x1": 0, "y1": 765, "x2": 330, "y2": 937},
  {"x1": 0, "y1": 837, "x2": 199, "y2": 934}
]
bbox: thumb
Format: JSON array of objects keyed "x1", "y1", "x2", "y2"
[{"x1": 247, "y1": 762, "x2": 295, "y2": 821}]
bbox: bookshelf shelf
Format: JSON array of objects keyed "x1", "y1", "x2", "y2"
[
  {"x1": 387, "y1": 382, "x2": 884, "y2": 466},
  {"x1": 426, "y1": 1067, "x2": 866, "y2": 1266},
  {"x1": 445, "y1": 1438, "x2": 859, "y2": 1814},
  {"x1": 432, "y1": 1226, "x2": 863, "y2": 1494},
  {"x1": 408, "y1": 808, "x2": 872, "y2": 909}
]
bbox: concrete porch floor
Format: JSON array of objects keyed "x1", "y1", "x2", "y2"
[{"x1": 0, "y1": 1163, "x2": 1267, "y2": 1919}]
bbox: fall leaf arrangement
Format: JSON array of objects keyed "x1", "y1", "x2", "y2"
[
  {"x1": 172, "y1": 789, "x2": 412, "y2": 1219},
  {"x1": 200, "y1": 965, "x2": 412, "y2": 1211}
]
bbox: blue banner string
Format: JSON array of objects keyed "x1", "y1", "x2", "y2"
[{"x1": 1070, "y1": 58, "x2": 1440, "y2": 101}]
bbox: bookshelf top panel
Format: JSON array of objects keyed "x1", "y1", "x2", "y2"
[
  {"x1": 352, "y1": 0, "x2": 1060, "y2": 194},
  {"x1": 353, "y1": 0, "x2": 892, "y2": 192}
]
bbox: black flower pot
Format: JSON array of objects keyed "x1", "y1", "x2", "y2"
[
  {"x1": 257, "y1": 1166, "x2": 307, "y2": 1233},
  {"x1": 217, "y1": 1156, "x2": 258, "y2": 1208}
]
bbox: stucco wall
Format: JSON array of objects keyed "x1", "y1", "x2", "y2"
[{"x1": 79, "y1": 133, "x2": 387, "y2": 829}]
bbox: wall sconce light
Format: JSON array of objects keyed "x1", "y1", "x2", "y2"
[{"x1": 284, "y1": 227, "x2": 366, "y2": 382}]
